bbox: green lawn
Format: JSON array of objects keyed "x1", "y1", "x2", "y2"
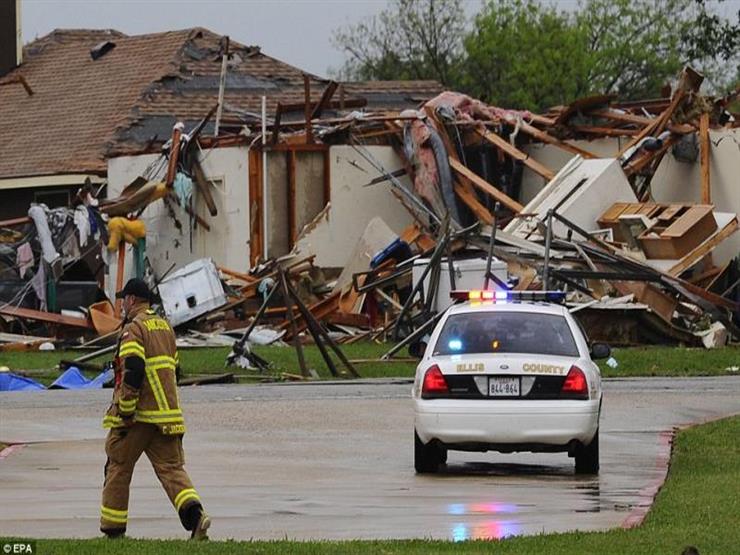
[
  {"x1": 1, "y1": 344, "x2": 738, "y2": 386},
  {"x1": 5, "y1": 415, "x2": 738, "y2": 554}
]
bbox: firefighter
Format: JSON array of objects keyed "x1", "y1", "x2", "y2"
[{"x1": 100, "y1": 278, "x2": 210, "y2": 540}]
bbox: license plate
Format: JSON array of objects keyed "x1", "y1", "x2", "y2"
[{"x1": 489, "y1": 377, "x2": 520, "y2": 397}]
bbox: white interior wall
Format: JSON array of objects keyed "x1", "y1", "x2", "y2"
[
  {"x1": 106, "y1": 146, "x2": 249, "y2": 299},
  {"x1": 293, "y1": 145, "x2": 414, "y2": 268}
]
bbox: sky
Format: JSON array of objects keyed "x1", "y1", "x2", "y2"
[{"x1": 19, "y1": 0, "x2": 740, "y2": 77}]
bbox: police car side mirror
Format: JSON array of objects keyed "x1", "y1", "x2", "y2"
[
  {"x1": 408, "y1": 341, "x2": 427, "y2": 359},
  {"x1": 590, "y1": 343, "x2": 611, "y2": 360}
]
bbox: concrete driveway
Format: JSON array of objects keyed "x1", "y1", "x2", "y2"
[{"x1": 0, "y1": 376, "x2": 738, "y2": 541}]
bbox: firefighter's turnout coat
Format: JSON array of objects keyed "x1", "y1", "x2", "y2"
[{"x1": 103, "y1": 303, "x2": 185, "y2": 435}]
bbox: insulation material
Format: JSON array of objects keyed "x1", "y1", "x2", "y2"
[{"x1": 107, "y1": 218, "x2": 146, "y2": 251}]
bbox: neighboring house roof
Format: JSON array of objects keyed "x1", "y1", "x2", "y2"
[{"x1": 0, "y1": 27, "x2": 443, "y2": 179}]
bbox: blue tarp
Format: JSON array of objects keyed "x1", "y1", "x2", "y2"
[
  {"x1": 49, "y1": 366, "x2": 113, "y2": 390},
  {"x1": 0, "y1": 372, "x2": 45, "y2": 391}
]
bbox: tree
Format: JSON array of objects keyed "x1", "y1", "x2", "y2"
[
  {"x1": 463, "y1": 0, "x2": 738, "y2": 111},
  {"x1": 331, "y1": 0, "x2": 466, "y2": 86},
  {"x1": 462, "y1": 0, "x2": 593, "y2": 110}
]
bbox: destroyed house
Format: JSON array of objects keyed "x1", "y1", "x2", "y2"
[{"x1": 0, "y1": 26, "x2": 440, "y2": 218}]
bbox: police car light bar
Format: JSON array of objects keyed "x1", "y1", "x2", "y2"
[{"x1": 450, "y1": 290, "x2": 566, "y2": 304}]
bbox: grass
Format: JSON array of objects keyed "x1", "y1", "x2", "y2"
[
  {"x1": 1, "y1": 344, "x2": 738, "y2": 386},
  {"x1": 4, "y1": 415, "x2": 738, "y2": 553}
]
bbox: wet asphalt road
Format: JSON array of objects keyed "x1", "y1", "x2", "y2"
[{"x1": 0, "y1": 376, "x2": 738, "y2": 541}]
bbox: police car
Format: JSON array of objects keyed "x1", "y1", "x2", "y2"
[{"x1": 412, "y1": 290, "x2": 609, "y2": 475}]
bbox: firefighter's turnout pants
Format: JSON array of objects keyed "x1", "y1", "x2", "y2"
[
  {"x1": 100, "y1": 303, "x2": 204, "y2": 534},
  {"x1": 101, "y1": 423, "x2": 203, "y2": 533}
]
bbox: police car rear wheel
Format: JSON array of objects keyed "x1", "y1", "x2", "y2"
[
  {"x1": 574, "y1": 429, "x2": 599, "y2": 475},
  {"x1": 415, "y1": 430, "x2": 445, "y2": 473}
]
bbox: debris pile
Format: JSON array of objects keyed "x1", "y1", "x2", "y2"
[{"x1": 1, "y1": 64, "x2": 737, "y2": 384}]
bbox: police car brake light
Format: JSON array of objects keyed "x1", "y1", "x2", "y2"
[
  {"x1": 450, "y1": 290, "x2": 566, "y2": 303},
  {"x1": 421, "y1": 365, "x2": 449, "y2": 398},
  {"x1": 561, "y1": 365, "x2": 588, "y2": 398}
]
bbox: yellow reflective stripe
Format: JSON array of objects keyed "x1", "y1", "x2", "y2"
[
  {"x1": 118, "y1": 397, "x2": 138, "y2": 413},
  {"x1": 146, "y1": 355, "x2": 176, "y2": 366},
  {"x1": 101, "y1": 506, "x2": 127, "y2": 518},
  {"x1": 148, "y1": 362, "x2": 176, "y2": 372},
  {"x1": 119, "y1": 341, "x2": 145, "y2": 358},
  {"x1": 174, "y1": 488, "x2": 200, "y2": 510},
  {"x1": 102, "y1": 415, "x2": 123, "y2": 428},
  {"x1": 136, "y1": 414, "x2": 183, "y2": 424},
  {"x1": 101, "y1": 506, "x2": 128, "y2": 523},
  {"x1": 145, "y1": 367, "x2": 170, "y2": 411},
  {"x1": 137, "y1": 409, "x2": 182, "y2": 416},
  {"x1": 120, "y1": 341, "x2": 144, "y2": 351}
]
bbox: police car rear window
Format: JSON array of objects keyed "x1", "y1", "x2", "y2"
[{"x1": 434, "y1": 312, "x2": 579, "y2": 357}]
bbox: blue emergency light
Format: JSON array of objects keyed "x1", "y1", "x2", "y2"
[{"x1": 450, "y1": 290, "x2": 566, "y2": 304}]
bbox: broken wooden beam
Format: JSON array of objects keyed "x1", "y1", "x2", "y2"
[
  {"x1": 668, "y1": 217, "x2": 739, "y2": 276},
  {"x1": 165, "y1": 124, "x2": 183, "y2": 187},
  {"x1": 699, "y1": 112, "x2": 711, "y2": 204},
  {"x1": 191, "y1": 159, "x2": 219, "y2": 217},
  {"x1": 0, "y1": 306, "x2": 93, "y2": 329},
  {"x1": 516, "y1": 121, "x2": 597, "y2": 159},
  {"x1": 453, "y1": 182, "x2": 494, "y2": 224},
  {"x1": 477, "y1": 129, "x2": 555, "y2": 181},
  {"x1": 310, "y1": 81, "x2": 339, "y2": 120},
  {"x1": 449, "y1": 157, "x2": 524, "y2": 213}
]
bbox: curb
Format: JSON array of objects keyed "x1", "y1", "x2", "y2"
[{"x1": 621, "y1": 428, "x2": 674, "y2": 528}]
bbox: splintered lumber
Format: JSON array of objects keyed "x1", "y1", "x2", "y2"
[
  {"x1": 279, "y1": 291, "x2": 341, "y2": 339},
  {"x1": 310, "y1": 81, "x2": 338, "y2": 120},
  {"x1": 517, "y1": 121, "x2": 597, "y2": 159},
  {"x1": 0, "y1": 306, "x2": 93, "y2": 329},
  {"x1": 588, "y1": 109, "x2": 694, "y2": 134},
  {"x1": 0, "y1": 340, "x2": 46, "y2": 352},
  {"x1": 699, "y1": 112, "x2": 711, "y2": 204},
  {"x1": 453, "y1": 182, "x2": 494, "y2": 224},
  {"x1": 622, "y1": 134, "x2": 680, "y2": 177},
  {"x1": 476, "y1": 130, "x2": 555, "y2": 181},
  {"x1": 191, "y1": 160, "x2": 219, "y2": 217},
  {"x1": 667, "y1": 217, "x2": 739, "y2": 276},
  {"x1": 569, "y1": 125, "x2": 641, "y2": 137},
  {"x1": 449, "y1": 157, "x2": 524, "y2": 213},
  {"x1": 218, "y1": 265, "x2": 258, "y2": 283},
  {"x1": 165, "y1": 125, "x2": 183, "y2": 187},
  {"x1": 617, "y1": 89, "x2": 686, "y2": 158}
]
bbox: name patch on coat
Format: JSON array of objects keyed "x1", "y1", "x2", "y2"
[{"x1": 142, "y1": 318, "x2": 171, "y2": 332}]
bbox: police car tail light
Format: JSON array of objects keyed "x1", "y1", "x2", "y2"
[
  {"x1": 561, "y1": 365, "x2": 588, "y2": 398},
  {"x1": 422, "y1": 365, "x2": 449, "y2": 397}
]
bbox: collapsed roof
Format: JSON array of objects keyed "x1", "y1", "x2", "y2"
[{"x1": 0, "y1": 27, "x2": 443, "y2": 180}]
